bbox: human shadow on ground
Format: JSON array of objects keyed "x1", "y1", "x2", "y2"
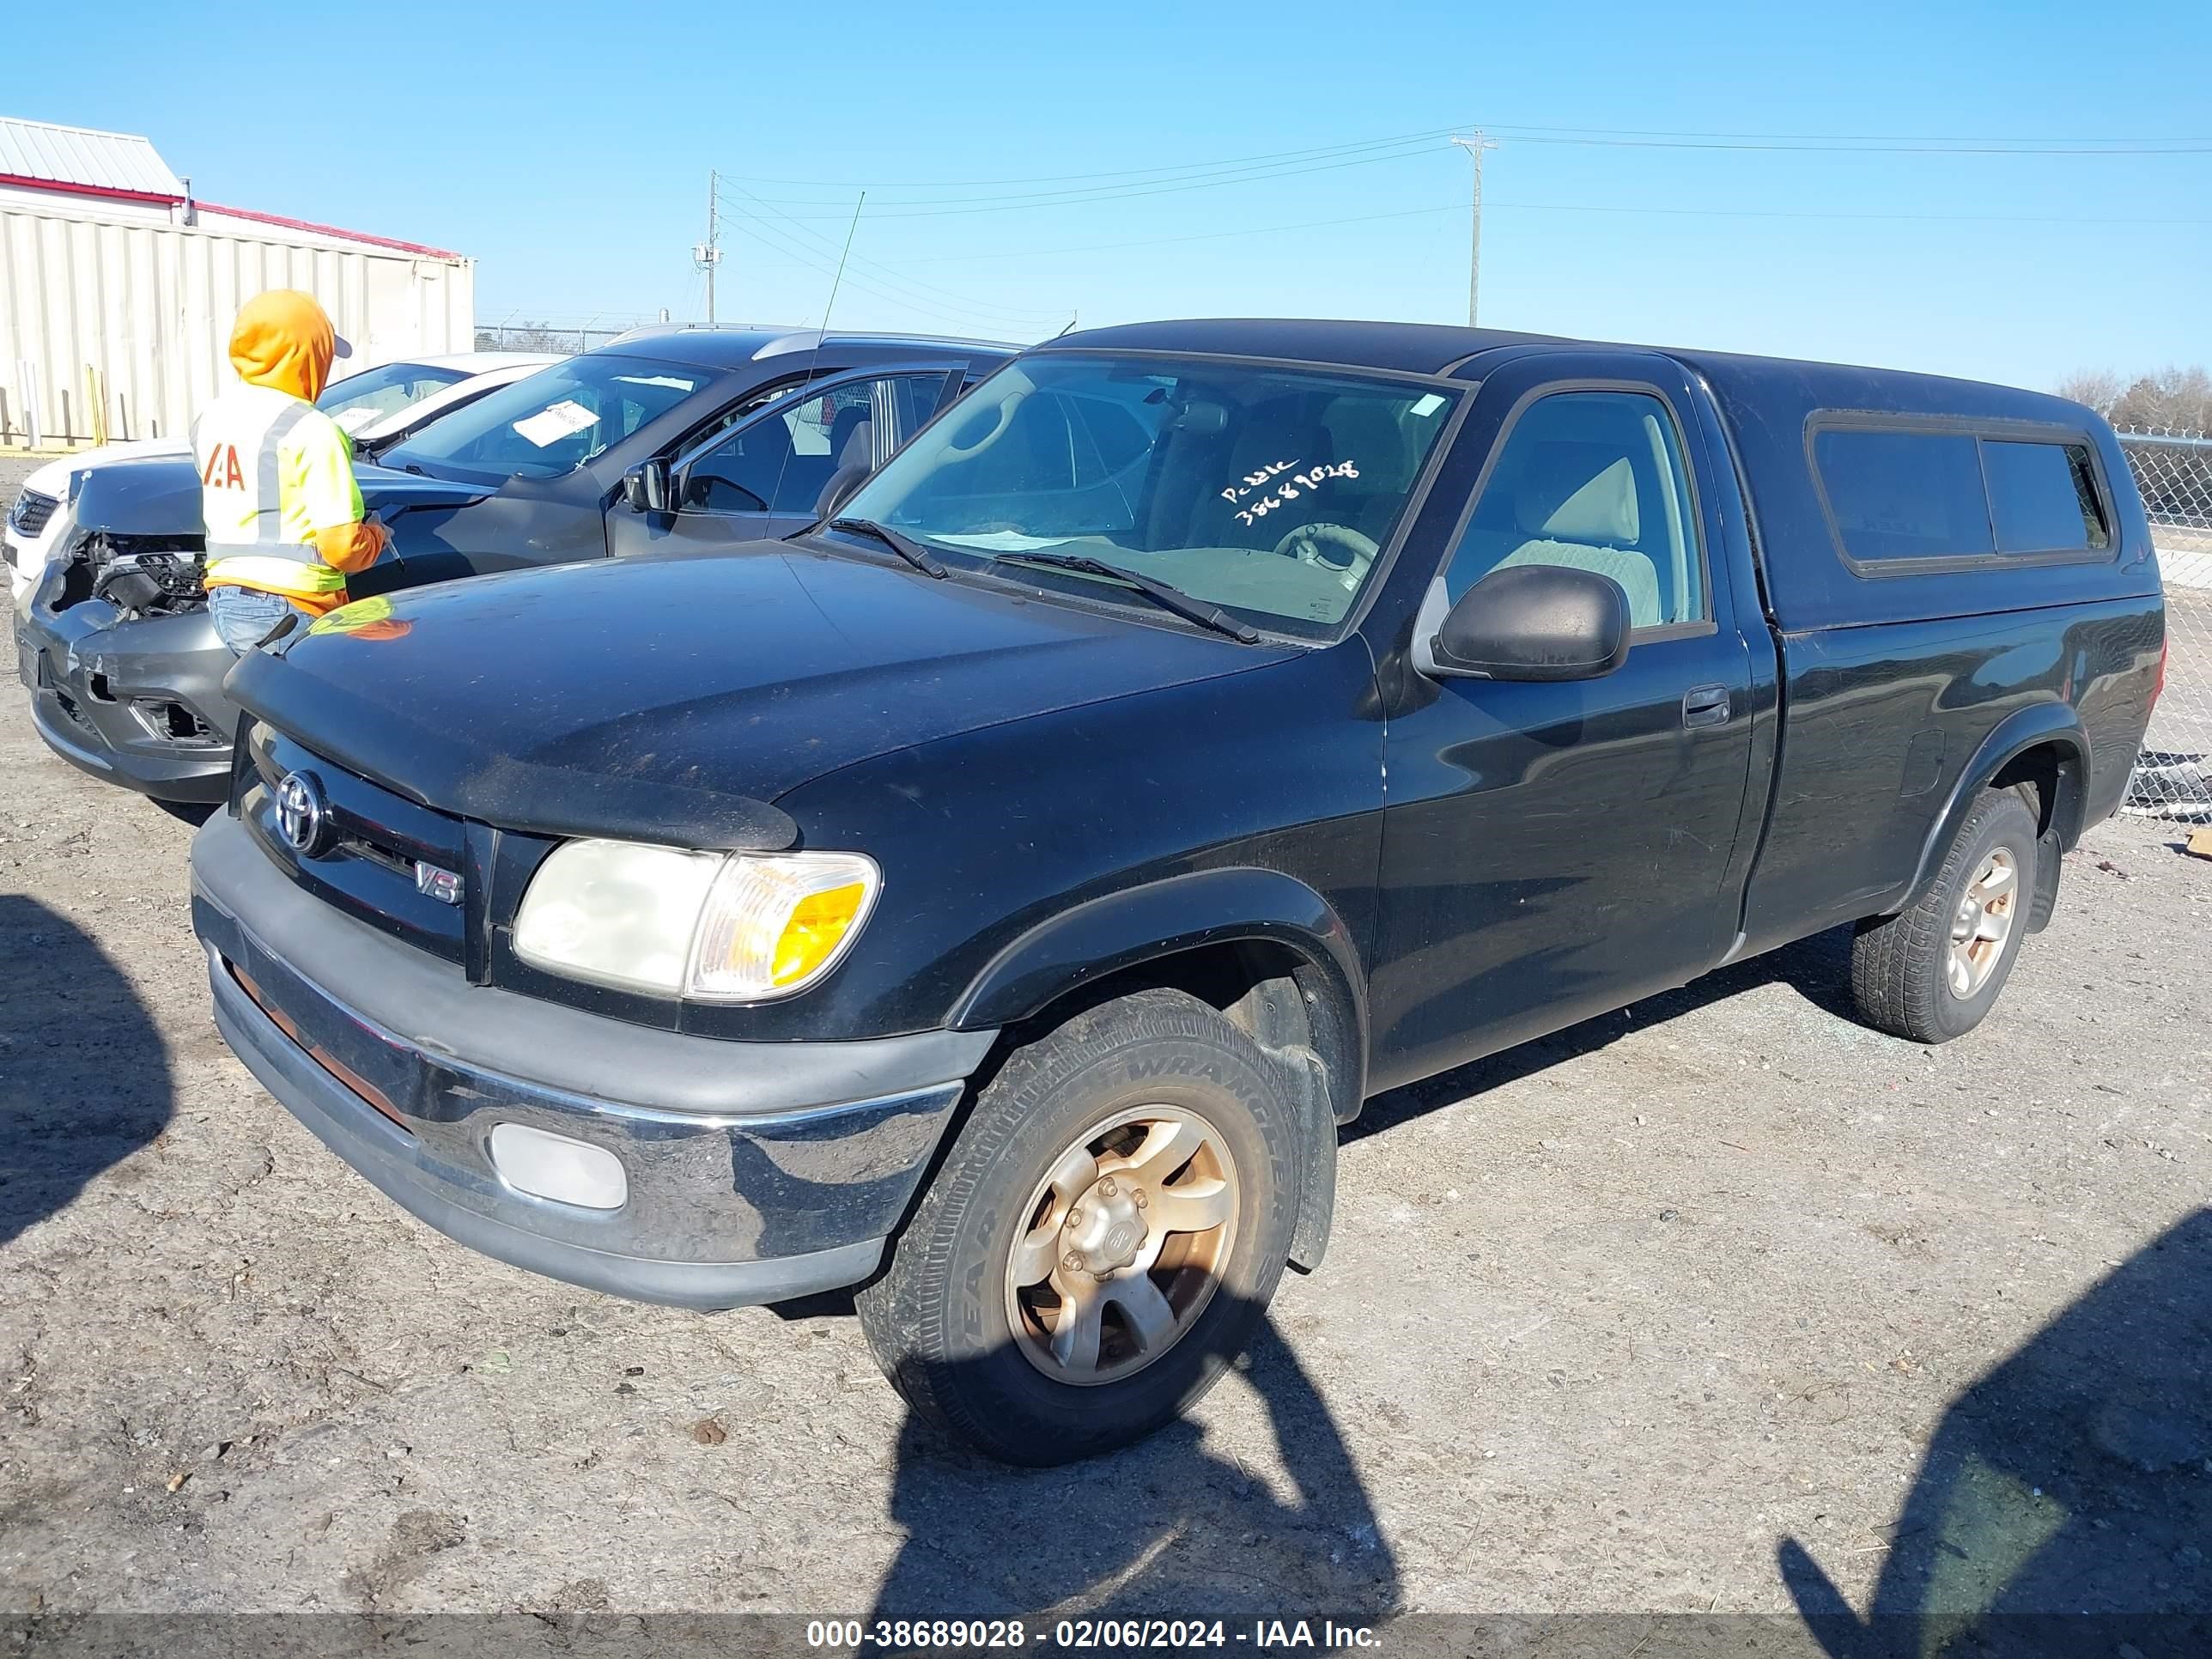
[
  {"x1": 1780, "y1": 1207, "x2": 2212, "y2": 1658},
  {"x1": 862, "y1": 1303, "x2": 1397, "y2": 1626},
  {"x1": 1350, "y1": 922, "x2": 1854, "y2": 1143},
  {"x1": 0, "y1": 895, "x2": 174, "y2": 1247},
  {"x1": 846, "y1": 927, "x2": 1852, "y2": 1628}
]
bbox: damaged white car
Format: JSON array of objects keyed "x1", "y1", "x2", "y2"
[{"x1": 3, "y1": 351, "x2": 559, "y2": 604}]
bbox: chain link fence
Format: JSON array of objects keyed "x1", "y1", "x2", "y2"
[
  {"x1": 473, "y1": 324, "x2": 648, "y2": 354},
  {"x1": 2122, "y1": 428, "x2": 2212, "y2": 818}
]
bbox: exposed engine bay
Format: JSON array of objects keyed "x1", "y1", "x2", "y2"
[{"x1": 57, "y1": 532, "x2": 207, "y2": 620}]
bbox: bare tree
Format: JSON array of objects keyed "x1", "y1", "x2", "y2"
[
  {"x1": 2056, "y1": 369, "x2": 2124, "y2": 416},
  {"x1": 2058, "y1": 365, "x2": 2212, "y2": 434}
]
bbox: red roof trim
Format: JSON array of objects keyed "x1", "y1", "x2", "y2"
[
  {"x1": 0, "y1": 173, "x2": 183, "y2": 207},
  {"x1": 0, "y1": 174, "x2": 463, "y2": 261},
  {"x1": 197, "y1": 202, "x2": 465, "y2": 262}
]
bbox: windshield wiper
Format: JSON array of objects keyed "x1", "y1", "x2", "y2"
[
  {"x1": 992, "y1": 553, "x2": 1261, "y2": 644},
  {"x1": 827, "y1": 517, "x2": 949, "y2": 579}
]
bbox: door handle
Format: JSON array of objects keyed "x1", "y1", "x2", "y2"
[{"x1": 1682, "y1": 684, "x2": 1731, "y2": 729}]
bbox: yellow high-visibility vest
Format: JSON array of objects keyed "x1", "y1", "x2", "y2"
[{"x1": 193, "y1": 383, "x2": 362, "y2": 605}]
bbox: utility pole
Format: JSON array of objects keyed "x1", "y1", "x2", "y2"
[
  {"x1": 693, "y1": 168, "x2": 723, "y2": 323},
  {"x1": 1450, "y1": 131, "x2": 1498, "y2": 327}
]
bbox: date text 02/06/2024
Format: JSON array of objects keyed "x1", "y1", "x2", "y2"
[{"x1": 802, "y1": 1619, "x2": 1382, "y2": 1650}]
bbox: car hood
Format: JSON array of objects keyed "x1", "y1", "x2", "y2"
[
  {"x1": 225, "y1": 543, "x2": 1291, "y2": 848},
  {"x1": 69, "y1": 455, "x2": 495, "y2": 537},
  {"x1": 25, "y1": 438, "x2": 187, "y2": 499}
]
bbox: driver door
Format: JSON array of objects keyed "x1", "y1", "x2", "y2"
[{"x1": 1365, "y1": 355, "x2": 1757, "y2": 1091}]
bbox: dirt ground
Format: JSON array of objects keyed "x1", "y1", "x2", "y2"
[{"x1": 3, "y1": 449, "x2": 2209, "y2": 1645}]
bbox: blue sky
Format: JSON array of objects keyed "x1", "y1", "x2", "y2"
[{"x1": 15, "y1": 0, "x2": 2209, "y2": 388}]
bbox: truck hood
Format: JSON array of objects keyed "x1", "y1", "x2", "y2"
[
  {"x1": 225, "y1": 543, "x2": 1291, "y2": 848},
  {"x1": 70, "y1": 455, "x2": 495, "y2": 537}
]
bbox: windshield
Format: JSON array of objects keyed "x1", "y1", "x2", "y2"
[
  {"x1": 316, "y1": 362, "x2": 469, "y2": 434},
  {"x1": 380, "y1": 353, "x2": 710, "y2": 482},
  {"x1": 836, "y1": 352, "x2": 1458, "y2": 635}
]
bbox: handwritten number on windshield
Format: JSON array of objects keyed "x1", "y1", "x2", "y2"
[
  {"x1": 1221, "y1": 459, "x2": 1296, "y2": 502},
  {"x1": 1231, "y1": 459, "x2": 1359, "y2": 528}
]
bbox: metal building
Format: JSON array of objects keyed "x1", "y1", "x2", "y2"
[{"x1": 0, "y1": 115, "x2": 474, "y2": 446}]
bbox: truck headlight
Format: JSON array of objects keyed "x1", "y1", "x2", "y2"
[{"x1": 512, "y1": 839, "x2": 879, "y2": 1001}]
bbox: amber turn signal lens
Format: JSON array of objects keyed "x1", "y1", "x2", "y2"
[{"x1": 686, "y1": 853, "x2": 881, "y2": 1001}]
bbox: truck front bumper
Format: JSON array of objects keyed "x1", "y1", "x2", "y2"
[
  {"x1": 190, "y1": 811, "x2": 995, "y2": 1310},
  {"x1": 18, "y1": 561, "x2": 236, "y2": 803}
]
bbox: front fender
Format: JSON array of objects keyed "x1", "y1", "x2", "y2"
[
  {"x1": 947, "y1": 866, "x2": 1367, "y2": 1049},
  {"x1": 948, "y1": 866, "x2": 1369, "y2": 1275},
  {"x1": 1897, "y1": 702, "x2": 2087, "y2": 914}
]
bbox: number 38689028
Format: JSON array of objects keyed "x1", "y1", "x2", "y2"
[{"x1": 1225, "y1": 459, "x2": 1359, "y2": 527}]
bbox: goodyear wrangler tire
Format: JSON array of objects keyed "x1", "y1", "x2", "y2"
[
  {"x1": 1850, "y1": 787, "x2": 2039, "y2": 1044},
  {"x1": 855, "y1": 988, "x2": 1298, "y2": 1466}
]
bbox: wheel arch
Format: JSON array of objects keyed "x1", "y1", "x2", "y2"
[
  {"x1": 946, "y1": 867, "x2": 1370, "y2": 1273},
  {"x1": 1895, "y1": 706, "x2": 2087, "y2": 918}
]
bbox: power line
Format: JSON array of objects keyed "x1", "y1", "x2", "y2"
[
  {"x1": 684, "y1": 116, "x2": 2210, "y2": 325},
  {"x1": 1491, "y1": 200, "x2": 2212, "y2": 225},
  {"x1": 716, "y1": 130, "x2": 2209, "y2": 224},
  {"x1": 896, "y1": 203, "x2": 1474, "y2": 261},
  {"x1": 720, "y1": 204, "x2": 1048, "y2": 325},
  {"x1": 1482, "y1": 120, "x2": 2212, "y2": 146},
  {"x1": 718, "y1": 203, "x2": 1063, "y2": 335},
  {"x1": 715, "y1": 178, "x2": 1065, "y2": 322},
  {"x1": 718, "y1": 145, "x2": 1453, "y2": 222},
  {"x1": 892, "y1": 197, "x2": 2212, "y2": 267},
  {"x1": 717, "y1": 121, "x2": 2212, "y2": 198},
  {"x1": 726, "y1": 210, "x2": 1060, "y2": 331},
  {"x1": 715, "y1": 124, "x2": 1481, "y2": 190},
  {"x1": 1486, "y1": 131, "x2": 2212, "y2": 155},
  {"x1": 729, "y1": 142, "x2": 1444, "y2": 213}
]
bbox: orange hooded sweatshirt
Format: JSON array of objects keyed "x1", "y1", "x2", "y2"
[{"x1": 223, "y1": 289, "x2": 387, "y2": 580}]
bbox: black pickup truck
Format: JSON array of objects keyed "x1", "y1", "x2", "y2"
[{"x1": 189, "y1": 320, "x2": 2166, "y2": 1464}]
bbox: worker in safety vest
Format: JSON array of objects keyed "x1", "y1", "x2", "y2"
[{"x1": 195, "y1": 289, "x2": 389, "y2": 653}]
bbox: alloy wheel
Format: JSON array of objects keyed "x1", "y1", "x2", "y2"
[
  {"x1": 1003, "y1": 1105, "x2": 1240, "y2": 1385},
  {"x1": 1948, "y1": 847, "x2": 2019, "y2": 999}
]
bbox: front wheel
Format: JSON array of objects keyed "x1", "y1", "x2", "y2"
[
  {"x1": 1850, "y1": 786, "x2": 2039, "y2": 1043},
  {"x1": 855, "y1": 988, "x2": 1300, "y2": 1466}
]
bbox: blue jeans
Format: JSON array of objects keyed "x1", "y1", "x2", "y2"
[{"x1": 210, "y1": 586, "x2": 311, "y2": 654}]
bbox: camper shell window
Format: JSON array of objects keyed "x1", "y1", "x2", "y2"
[{"x1": 1808, "y1": 413, "x2": 2117, "y2": 575}]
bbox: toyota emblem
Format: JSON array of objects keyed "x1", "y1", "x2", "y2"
[{"x1": 274, "y1": 770, "x2": 332, "y2": 857}]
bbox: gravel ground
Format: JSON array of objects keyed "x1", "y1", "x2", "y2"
[{"x1": 1, "y1": 455, "x2": 2208, "y2": 1645}]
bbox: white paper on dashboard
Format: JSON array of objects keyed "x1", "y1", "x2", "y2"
[
  {"x1": 512, "y1": 399, "x2": 598, "y2": 447},
  {"x1": 930, "y1": 530, "x2": 1084, "y2": 551}
]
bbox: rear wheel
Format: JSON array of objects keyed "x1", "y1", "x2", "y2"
[
  {"x1": 1850, "y1": 787, "x2": 2038, "y2": 1043},
  {"x1": 855, "y1": 988, "x2": 1298, "y2": 1466}
]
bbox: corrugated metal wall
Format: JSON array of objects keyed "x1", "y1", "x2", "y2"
[{"x1": 0, "y1": 202, "x2": 473, "y2": 445}]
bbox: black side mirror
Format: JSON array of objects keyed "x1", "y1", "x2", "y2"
[
  {"x1": 622, "y1": 459, "x2": 673, "y2": 514},
  {"x1": 1426, "y1": 563, "x2": 1630, "y2": 682}
]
